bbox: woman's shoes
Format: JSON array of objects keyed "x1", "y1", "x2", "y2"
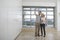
[
  {"x1": 35, "y1": 34, "x2": 46, "y2": 37},
  {"x1": 43, "y1": 35, "x2": 45, "y2": 37},
  {"x1": 40, "y1": 34, "x2": 46, "y2": 37}
]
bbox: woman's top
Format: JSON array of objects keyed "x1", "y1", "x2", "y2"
[{"x1": 40, "y1": 17, "x2": 46, "y2": 24}]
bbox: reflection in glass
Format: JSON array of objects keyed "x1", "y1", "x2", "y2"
[{"x1": 24, "y1": 11, "x2": 30, "y2": 14}]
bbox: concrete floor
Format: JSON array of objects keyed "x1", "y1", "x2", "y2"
[{"x1": 16, "y1": 28, "x2": 60, "y2": 40}]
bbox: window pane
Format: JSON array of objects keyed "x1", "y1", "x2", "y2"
[
  {"x1": 31, "y1": 8, "x2": 35, "y2": 10},
  {"x1": 31, "y1": 15, "x2": 36, "y2": 18},
  {"x1": 36, "y1": 11, "x2": 39, "y2": 15},
  {"x1": 47, "y1": 8, "x2": 53, "y2": 11},
  {"x1": 36, "y1": 8, "x2": 39, "y2": 10},
  {"x1": 24, "y1": 11, "x2": 30, "y2": 14},
  {"x1": 24, "y1": 19, "x2": 31, "y2": 26},
  {"x1": 24, "y1": 18, "x2": 30, "y2": 21},
  {"x1": 47, "y1": 16, "x2": 53, "y2": 19},
  {"x1": 39, "y1": 8, "x2": 46, "y2": 11},
  {"x1": 24, "y1": 8, "x2": 30, "y2": 10},
  {"x1": 47, "y1": 12, "x2": 53, "y2": 16},
  {"x1": 47, "y1": 19, "x2": 53, "y2": 25},
  {"x1": 31, "y1": 15, "x2": 36, "y2": 25},
  {"x1": 24, "y1": 15, "x2": 30, "y2": 18},
  {"x1": 31, "y1": 11, "x2": 35, "y2": 14}
]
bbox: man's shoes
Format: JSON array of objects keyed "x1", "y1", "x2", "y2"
[
  {"x1": 38, "y1": 34, "x2": 40, "y2": 37},
  {"x1": 35, "y1": 35, "x2": 37, "y2": 37}
]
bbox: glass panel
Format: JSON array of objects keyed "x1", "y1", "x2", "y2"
[
  {"x1": 47, "y1": 16, "x2": 53, "y2": 19},
  {"x1": 39, "y1": 8, "x2": 46, "y2": 11},
  {"x1": 47, "y1": 16, "x2": 54, "y2": 25},
  {"x1": 47, "y1": 12, "x2": 53, "y2": 16},
  {"x1": 47, "y1": 8, "x2": 53, "y2": 11},
  {"x1": 36, "y1": 11, "x2": 39, "y2": 15},
  {"x1": 31, "y1": 8, "x2": 35, "y2": 10},
  {"x1": 24, "y1": 18, "x2": 30, "y2": 21},
  {"x1": 31, "y1": 11, "x2": 35, "y2": 14},
  {"x1": 36, "y1": 8, "x2": 39, "y2": 11},
  {"x1": 31, "y1": 15, "x2": 36, "y2": 25},
  {"x1": 47, "y1": 19, "x2": 53, "y2": 25},
  {"x1": 24, "y1": 11, "x2": 30, "y2": 14},
  {"x1": 47, "y1": 8, "x2": 54, "y2": 26},
  {"x1": 24, "y1": 8, "x2": 30, "y2": 10},
  {"x1": 31, "y1": 15, "x2": 36, "y2": 18},
  {"x1": 24, "y1": 18, "x2": 31, "y2": 26},
  {"x1": 23, "y1": 21, "x2": 26, "y2": 25},
  {"x1": 24, "y1": 15, "x2": 30, "y2": 18}
]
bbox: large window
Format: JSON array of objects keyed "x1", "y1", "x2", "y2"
[{"x1": 23, "y1": 7, "x2": 55, "y2": 27}]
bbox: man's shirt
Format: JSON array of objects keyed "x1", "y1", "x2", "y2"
[{"x1": 36, "y1": 15, "x2": 41, "y2": 23}]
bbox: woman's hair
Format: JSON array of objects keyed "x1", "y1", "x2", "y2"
[{"x1": 41, "y1": 13, "x2": 45, "y2": 17}]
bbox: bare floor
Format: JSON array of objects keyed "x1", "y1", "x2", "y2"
[{"x1": 16, "y1": 28, "x2": 60, "y2": 40}]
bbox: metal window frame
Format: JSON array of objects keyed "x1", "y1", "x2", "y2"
[{"x1": 22, "y1": 6, "x2": 55, "y2": 28}]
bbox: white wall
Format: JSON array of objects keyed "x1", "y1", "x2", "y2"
[
  {"x1": 0, "y1": 0, "x2": 22, "y2": 40},
  {"x1": 56, "y1": 0, "x2": 60, "y2": 31},
  {"x1": 22, "y1": 0, "x2": 56, "y2": 7}
]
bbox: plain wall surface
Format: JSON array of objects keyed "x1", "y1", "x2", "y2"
[
  {"x1": 22, "y1": 0, "x2": 56, "y2": 6},
  {"x1": 56, "y1": 0, "x2": 60, "y2": 31},
  {"x1": 0, "y1": 0, "x2": 22, "y2": 40}
]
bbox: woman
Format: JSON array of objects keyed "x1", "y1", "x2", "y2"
[{"x1": 40, "y1": 13, "x2": 46, "y2": 37}]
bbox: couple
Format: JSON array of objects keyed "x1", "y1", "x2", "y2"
[{"x1": 35, "y1": 11, "x2": 46, "y2": 37}]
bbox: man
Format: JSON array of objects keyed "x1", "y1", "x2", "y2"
[{"x1": 35, "y1": 11, "x2": 41, "y2": 37}]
